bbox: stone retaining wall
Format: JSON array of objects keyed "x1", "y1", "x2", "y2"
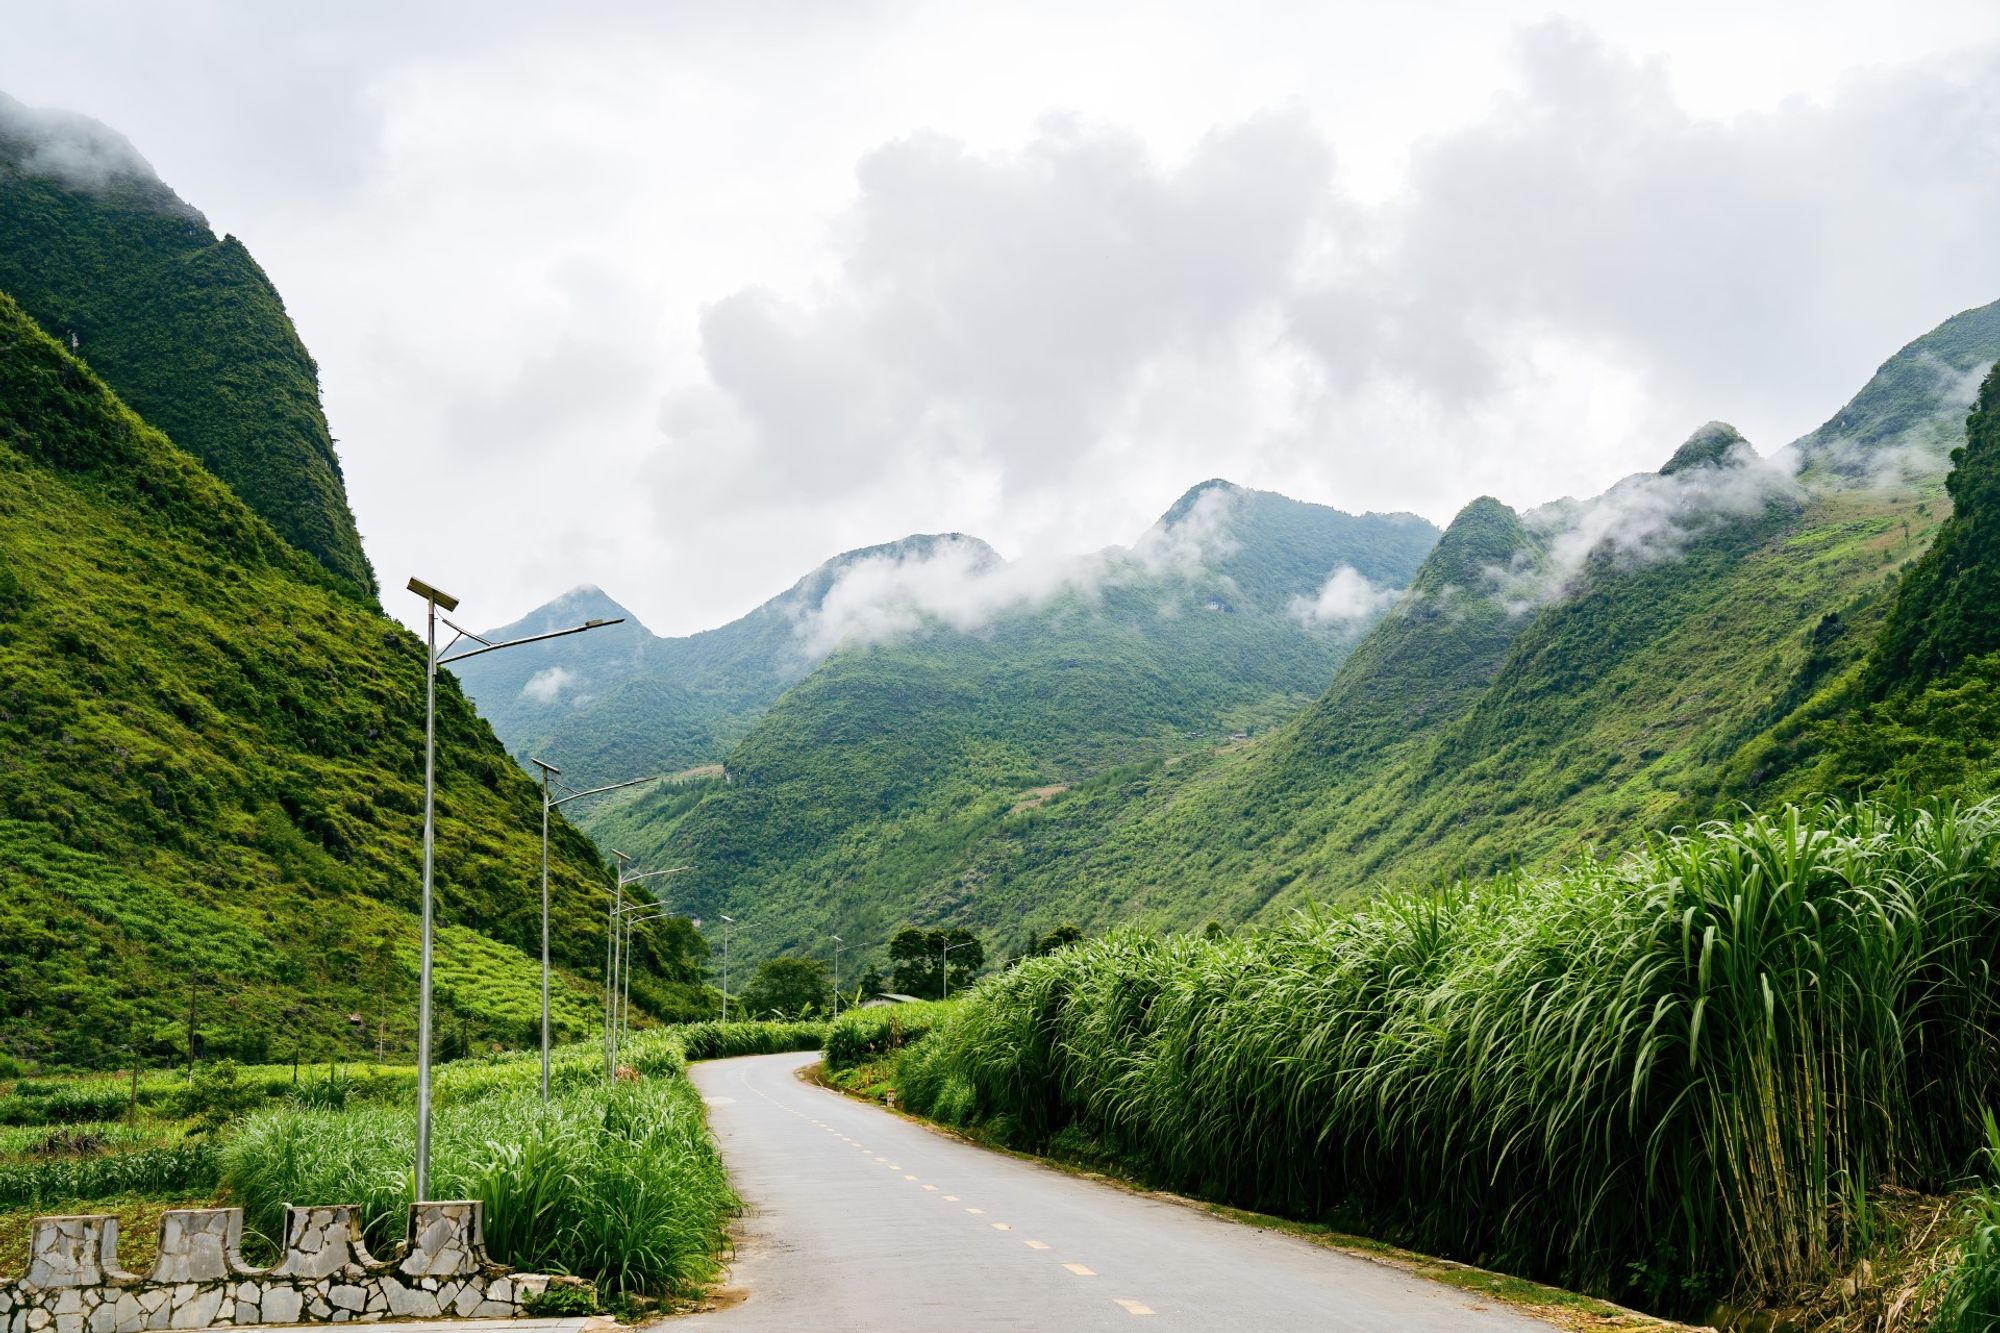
[{"x1": 0, "y1": 1202, "x2": 555, "y2": 1333}]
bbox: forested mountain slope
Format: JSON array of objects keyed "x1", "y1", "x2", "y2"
[
  {"x1": 451, "y1": 535, "x2": 998, "y2": 787},
  {"x1": 0, "y1": 292, "x2": 669, "y2": 1069},
  {"x1": 575, "y1": 485, "x2": 1438, "y2": 957},
  {"x1": 0, "y1": 92, "x2": 375, "y2": 593},
  {"x1": 594, "y1": 299, "x2": 1997, "y2": 971}
]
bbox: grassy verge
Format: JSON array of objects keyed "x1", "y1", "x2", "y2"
[
  {"x1": 218, "y1": 1019, "x2": 825, "y2": 1308},
  {"x1": 825, "y1": 797, "x2": 2000, "y2": 1323}
]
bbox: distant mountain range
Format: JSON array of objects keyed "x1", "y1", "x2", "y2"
[
  {"x1": 463, "y1": 297, "x2": 2000, "y2": 976},
  {"x1": 452, "y1": 486, "x2": 1440, "y2": 790}
]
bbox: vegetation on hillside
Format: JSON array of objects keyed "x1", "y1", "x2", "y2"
[
  {"x1": 0, "y1": 94, "x2": 374, "y2": 591},
  {"x1": 0, "y1": 293, "x2": 686, "y2": 1068},
  {"x1": 884, "y1": 797, "x2": 2000, "y2": 1317}
]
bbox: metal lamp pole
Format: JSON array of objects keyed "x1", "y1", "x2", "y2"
[
  {"x1": 941, "y1": 934, "x2": 958, "y2": 1000},
  {"x1": 603, "y1": 859, "x2": 690, "y2": 1079},
  {"x1": 406, "y1": 576, "x2": 619, "y2": 1200},
  {"x1": 831, "y1": 935, "x2": 845, "y2": 1018},
  {"x1": 619, "y1": 907, "x2": 680, "y2": 1050},
  {"x1": 719, "y1": 915, "x2": 736, "y2": 1021},
  {"x1": 530, "y1": 765, "x2": 665, "y2": 1102}
]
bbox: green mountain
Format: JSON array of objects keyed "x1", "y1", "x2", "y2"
[
  {"x1": 577, "y1": 299, "x2": 1998, "y2": 974},
  {"x1": 0, "y1": 92, "x2": 375, "y2": 593},
  {"x1": 450, "y1": 534, "x2": 996, "y2": 788},
  {"x1": 575, "y1": 484, "x2": 1439, "y2": 960}
]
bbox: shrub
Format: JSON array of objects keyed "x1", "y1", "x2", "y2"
[
  {"x1": 0, "y1": 1142, "x2": 218, "y2": 1209},
  {"x1": 0, "y1": 1082, "x2": 131, "y2": 1126},
  {"x1": 824, "y1": 1002, "x2": 953, "y2": 1071}
]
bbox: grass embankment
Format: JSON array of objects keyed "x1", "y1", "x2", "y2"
[
  {"x1": 835, "y1": 798, "x2": 2000, "y2": 1321},
  {"x1": 221, "y1": 1020, "x2": 824, "y2": 1304}
]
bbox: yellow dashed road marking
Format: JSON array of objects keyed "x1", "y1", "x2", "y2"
[
  {"x1": 943, "y1": 1196, "x2": 960, "y2": 1202},
  {"x1": 965, "y1": 1207, "x2": 984, "y2": 1215},
  {"x1": 1063, "y1": 1264, "x2": 1095, "y2": 1276},
  {"x1": 1024, "y1": 1241, "x2": 1049, "y2": 1251},
  {"x1": 1114, "y1": 1300, "x2": 1154, "y2": 1316},
  {"x1": 922, "y1": 1184, "x2": 938, "y2": 1191},
  {"x1": 903, "y1": 1174, "x2": 918, "y2": 1180},
  {"x1": 991, "y1": 1223, "x2": 1012, "y2": 1231}
]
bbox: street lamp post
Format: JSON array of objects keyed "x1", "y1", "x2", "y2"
[
  {"x1": 619, "y1": 907, "x2": 680, "y2": 1051},
  {"x1": 530, "y1": 764, "x2": 665, "y2": 1102},
  {"x1": 718, "y1": 915, "x2": 736, "y2": 1021},
  {"x1": 603, "y1": 858, "x2": 691, "y2": 1079},
  {"x1": 831, "y1": 935, "x2": 845, "y2": 1018},
  {"x1": 406, "y1": 577, "x2": 620, "y2": 1201},
  {"x1": 941, "y1": 933, "x2": 959, "y2": 1001}
]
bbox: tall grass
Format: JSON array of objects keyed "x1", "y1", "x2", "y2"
[
  {"x1": 894, "y1": 797, "x2": 2000, "y2": 1312},
  {"x1": 221, "y1": 1019, "x2": 820, "y2": 1300},
  {"x1": 824, "y1": 1002, "x2": 954, "y2": 1071}
]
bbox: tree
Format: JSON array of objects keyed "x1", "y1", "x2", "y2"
[
  {"x1": 889, "y1": 926, "x2": 984, "y2": 1000},
  {"x1": 739, "y1": 956, "x2": 832, "y2": 1019},
  {"x1": 1007, "y1": 923, "x2": 1084, "y2": 968},
  {"x1": 855, "y1": 963, "x2": 886, "y2": 1001}
]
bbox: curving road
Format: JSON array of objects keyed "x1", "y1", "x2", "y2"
[{"x1": 682, "y1": 1051, "x2": 1556, "y2": 1332}]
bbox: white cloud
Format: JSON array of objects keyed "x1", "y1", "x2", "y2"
[
  {"x1": 1487, "y1": 434, "x2": 1802, "y2": 611},
  {"x1": 520, "y1": 666, "x2": 575, "y2": 705},
  {"x1": 794, "y1": 485, "x2": 1244, "y2": 655},
  {"x1": 1290, "y1": 565, "x2": 1399, "y2": 626}
]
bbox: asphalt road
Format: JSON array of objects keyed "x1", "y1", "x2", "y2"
[{"x1": 682, "y1": 1051, "x2": 1557, "y2": 1332}]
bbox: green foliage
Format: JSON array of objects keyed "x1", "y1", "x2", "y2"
[
  {"x1": 222, "y1": 1020, "x2": 818, "y2": 1299},
  {"x1": 889, "y1": 928, "x2": 983, "y2": 1000},
  {"x1": 520, "y1": 1281, "x2": 600, "y2": 1317},
  {"x1": 1868, "y1": 362, "x2": 2000, "y2": 696},
  {"x1": 175, "y1": 1060, "x2": 261, "y2": 1137},
  {"x1": 0, "y1": 294, "x2": 627, "y2": 1068},
  {"x1": 736, "y1": 957, "x2": 832, "y2": 1020},
  {"x1": 893, "y1": 797, "x2": 2000, "y2": 1314},
  {"x1": 224, "y1": 1078, "x2": 729, "y2": 1299},
  {"x1": 0, "y1": 104, "x2": 374, "y2": 591},
  {"x1": 0, "y1": 1083, "x2": 131, "y2": 1126},
  {"x1": 0, "y1": 1143, "x2": 215, "y2": 1211},
  {"x1": 1933, "y1": 1113, "x2": 2000, "y2": 1332},
  {"x1": 822, "y1": 1001, "x2": 953, "y2": 1071}
]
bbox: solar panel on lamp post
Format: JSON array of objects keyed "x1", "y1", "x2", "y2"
[
  {"x1": 405, "y1": 577, "x2": 620, "y2": 1202},
  {"x1": 530, "y1": 763, "x2": 667, "y2": 1102}
]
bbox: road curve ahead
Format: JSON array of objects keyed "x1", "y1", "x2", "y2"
[{"x1": 683, "y1": 1051, "x2": 1555, "y2": 1332}]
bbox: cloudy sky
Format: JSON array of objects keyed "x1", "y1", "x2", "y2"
[{"x1": 6, "y1": 1, "x2": 2000, "y2": 635}]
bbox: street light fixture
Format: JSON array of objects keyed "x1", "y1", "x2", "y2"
[
  {"x1": 528, "y1": 762, "x2": 667, "y2": 1102},
  {"x1": 407, "y1": 577, "x2": 621, "y2": 1202},
  {"x1": 619, "y1": 907, "x2": 682, "y2": 1051}
]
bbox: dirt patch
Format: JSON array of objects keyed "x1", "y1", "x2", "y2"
[{"x1": 1008, "y1": 784, "x2": 1069, "y2": 814}]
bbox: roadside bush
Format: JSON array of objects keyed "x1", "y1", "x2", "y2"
[
  {"x1": 896, "y1": 797, "x2": 2000, "y2": 1314},
  {"x1": 223, "y1": 1077, "x2": 731, "y2": 1299},
  {"x1": 824, "y1": 1002, "x2": 953, "y2": 1071}
]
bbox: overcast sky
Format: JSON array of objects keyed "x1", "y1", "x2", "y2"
[{"x1": 6, "y1": 2, "x2": 2000, "y2": 635}]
